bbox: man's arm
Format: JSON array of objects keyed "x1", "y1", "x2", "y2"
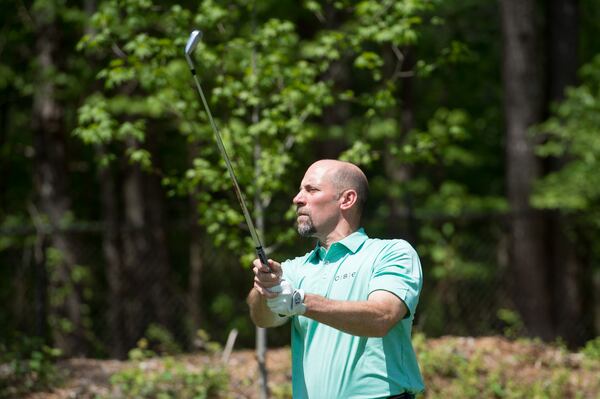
[
  {"x1": 251, "y1": 258, "x2": 408, "y2": 336},
  {"x1": 303, "y1": 290, "x2": 407, "y2": 337},
  {"x1": 247, "y1": 287, "x2": 289, "y2": 328}
]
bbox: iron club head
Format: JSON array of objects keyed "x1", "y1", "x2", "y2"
[{"x1": 184, "y1": 30, "x2": 203, "y2": 71}]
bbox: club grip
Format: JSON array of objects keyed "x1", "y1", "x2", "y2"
[{"x1": 256, "y1": 246, "x2": 270, "y2": 271}]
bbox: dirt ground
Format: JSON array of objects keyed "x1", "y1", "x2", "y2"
[{"x1": 23, "y1": 336, "x2": 600, "y2": 399}]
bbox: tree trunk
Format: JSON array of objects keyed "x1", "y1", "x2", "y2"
[
  {"x1": 31, "y1": 8, "x2": 88, "y2": 356},
  {"x1": 546, "y1": 0, "x2": 592, "y2": 346},
  {"x1": 384, "y1": 46, "x2": 416, "y2": 240},
  {"x1": 121, "y1": 136, "x2": 174, "y2": 350},
  {"x1": 500, "y1": 0, "x2": 554, "y2": 340},
  {"x1": 32, "y1": 232, "x2": 49, "y2": 340},
  {"x1": 548, "y1": 0, "x2": 579, "y2": 102},
  {"x1": 97, "y1": 145, "x2": 128, "y2": 358}
]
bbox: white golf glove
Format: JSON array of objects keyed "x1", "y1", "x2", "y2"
[
  {"x1": 267, "y1": 283, "x2": 283, "y2": 294},
  {"x1": 267, "y1": 280, "x2": 306, "y2": 316}
]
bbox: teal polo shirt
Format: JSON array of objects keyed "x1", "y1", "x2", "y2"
[{"x1": 281, "y1": 228, "x2": 424, "y2": 399}]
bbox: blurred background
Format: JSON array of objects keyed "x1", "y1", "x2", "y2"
[{"x1": 1, "y1": 0, "x2": 599, "y2": 363}]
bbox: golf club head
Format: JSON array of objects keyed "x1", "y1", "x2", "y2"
[{"x1": 184, "y1": 30, "x2": 203, "y2": 70}]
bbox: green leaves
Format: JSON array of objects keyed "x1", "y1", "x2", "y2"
[
  {"x1": 73, "y1": 95, "x2": 116, "y2": 145},
  {"x1": 72, "y1": 0, "x2": 465, "y2": 267},
  {"x1": 353, "y1": 0, "x2": 432, "y2": 44},
  {"x1": 354, "y1": 51, "x2": 384, "y2": 70},
  {"x1": 533, "y1": 54, "x2": 600, "y2": 211}
]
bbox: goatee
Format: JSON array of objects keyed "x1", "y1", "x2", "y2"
[{"x1": 297, "y1": 215, "x2": 316, "y2": 237}]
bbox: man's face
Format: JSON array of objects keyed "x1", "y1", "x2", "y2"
[{"x1": 292, "y1": 163, "x2": 341, "y2": 238}]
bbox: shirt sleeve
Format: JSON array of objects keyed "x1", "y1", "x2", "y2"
[{"x1": 368, "y1": 240, "x2": 423, "y2": 317}]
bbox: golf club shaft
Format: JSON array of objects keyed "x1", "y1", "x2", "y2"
[{"x1": 189, "y1": 73, "x2": 270, "y2": 270}]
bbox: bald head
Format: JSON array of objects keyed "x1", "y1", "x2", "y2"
[{"x1": 309, "y1": 159, "x2": 369, "y2": 216}]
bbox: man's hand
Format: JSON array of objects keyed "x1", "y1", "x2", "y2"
[
  {"x1": 252, "y1": 258, "x2": 283, "y2": 298},
  {"x1": 267, "y1": 280, "x2": 306, "y2": 316}
]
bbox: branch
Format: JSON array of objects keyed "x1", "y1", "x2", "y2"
[
  {"x1": 391, "y1": 44, "x2": 405, "y2": 65},
  {"x1": 111, "y1": 43, "x2": 127, "y2": 59},
  {"x1": 284, "y1": 135, "x2": 296, "y2": 151},
  {"x1": 390, "y1": 45, "x2": 414, "y2": 81}
]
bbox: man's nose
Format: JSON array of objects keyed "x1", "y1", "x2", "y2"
[{"x1": 293, "y1": 191, "x2": 304, "y2": 205}]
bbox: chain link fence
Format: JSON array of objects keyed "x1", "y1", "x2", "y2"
[{"x1": 0, "y1": 213, "x2": 597, "y2": 357}]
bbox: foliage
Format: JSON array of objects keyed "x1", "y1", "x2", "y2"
[
  {"x1": 194, "y1": 329, "x2": 223, "y2": 355},
  {"x1": 533, "y1": 54, "x2": 600, "y2": 213},
  {"x1": 73, "y1": 0, "x2": 453, "y2": 255},
  {"x1": 72, "y1": 0, "x2": 487, "y2": 344},
  {"x1": 0, "y1": 337, "x2": 63, "y2": 398},
  {"x1": 413, "y1": 334, "x2": 600, "y2": 398},
  {"x1": 109, "y1": 364, "x2": 228, "y2": 399},
  {"x1": 271, "y1": 381, "x2": 293, "y2": 399},
  {"x1": 532, "y1": 54, "x2": 600, "y2": 298},
  {"x1": 143, "y1": 324, "x2": 183, "y2": 355},
  {"x1": 105, "y1": 337, "x2": 228, "y2": 399},
  {"x1": 105, "y1": 330, "x2": 228, "y2": 399},
  {"x1": 75, "y1": 0, "x2": 340, "y2": 263},
  {"x1": 496, "y1": 308, "x2": 524, "y2": 339},
  {"x1": 581, "y1": 336, "x2": 600, "y2": 364},
  {"x1": 0, "y1": 0, "x2": 597, "y2": 357},
  {"x1": 6, "y1": 336, "x2": 599, "y2": 398}
]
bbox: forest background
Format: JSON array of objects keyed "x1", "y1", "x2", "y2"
[{"x1": 1, "y1": 0, "x2": 600, "y2": 382}]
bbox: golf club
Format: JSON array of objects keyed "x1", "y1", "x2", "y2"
[{"x1": 184, "y1": 30, "x2": 272, "y2": 273}]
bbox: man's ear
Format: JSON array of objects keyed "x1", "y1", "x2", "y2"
[{"x1": 339, "y1": 189, "x2": 358, "y2": 211}]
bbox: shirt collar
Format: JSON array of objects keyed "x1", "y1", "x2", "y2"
[
  {"x1": 338, "y1": 227, "x2": 368, "y2": 253},
  {"x1": 307, "y1": 228, "x2": 368, "y2": 263}
]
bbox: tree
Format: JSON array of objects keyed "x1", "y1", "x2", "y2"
[
  {"x1": 545, "y1": 0, "x2": 588, "y2": 346},
  {"x1": 29, "y1": 0, "x2": 97, "y2": 356},
  {"x1": 500, "y1": 0, "x2": 554, "y2": 339},
  {"x1": 533, "y1": 54, "x2": 600, "y2": 344},
  {"x1": 75, "y1": 0, "x2": 333, "y2": 390}
]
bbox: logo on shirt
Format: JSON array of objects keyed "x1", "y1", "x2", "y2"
[{"x1": 334, "y1": 271, "x2": 357, "y2": 282}]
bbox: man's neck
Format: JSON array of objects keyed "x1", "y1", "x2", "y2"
[{"x1": 318, "y1": 225, "x2": 359, "y2": 250}]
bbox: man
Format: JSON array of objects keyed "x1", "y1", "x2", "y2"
[{"x1": 247, "y1": 159, "x2": 424, "y2": 399}]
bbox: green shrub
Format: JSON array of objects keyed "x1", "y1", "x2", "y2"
[
  {"x1": 107, "y1": 359, "x2": 229, "y2": 399},
  {"x1": 581, "y1": 336, "x2": 600, "y2": 361},
  {"x1": 144, "y1": 323, "x2": 182, "y2": 355},
  {"x1": 0, "y1": 337, "x2": 63, "y2": 398},
  {"x1": 271, "y1": 382, "x2": 292, "y2": 399},
  {"x1": 497, "y1": 308, "x2": 524, "y2": 339},
  {"x1": 413, "y1": 334, "x2": 599, "y2": 398},
  {"x1": 102, "y1": 337, "x2": 229, "y2": 399}
]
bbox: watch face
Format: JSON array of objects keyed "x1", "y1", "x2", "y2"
[{"x1": 293, "y1": 292, "x2": 303, "y2": 306}]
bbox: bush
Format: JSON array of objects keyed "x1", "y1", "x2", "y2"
[
  {"x1": 0, "y1": 337, "x2": 63, "y2": 398},
  {"x1": 413, "y1": 334, "x2": 599, "y2": 398},
  {"x1": 102, "y1": 336, "x2": 229, "y2": 399},
  {"x1": 144, "y1": 324, "x2": 182, "y2": 355},
  {"x1": 581, "y1": 336, "x2": 600, "y2": 361}
]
